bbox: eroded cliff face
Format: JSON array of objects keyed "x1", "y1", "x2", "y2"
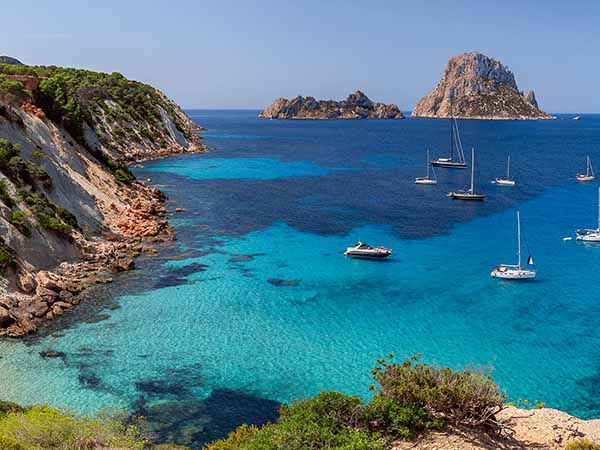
[
  {"x1": 259, "y1": 90, "x2": 404, "y2": 119},
  {"x1": 0, "y1": 63, "x2": 205, "y2": 336},
  {"x1": 412, "y1": 52, "x2": 553, "y2": 120}
]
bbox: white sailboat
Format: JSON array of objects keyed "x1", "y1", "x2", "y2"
[
  {"x1": 491, "y1": 210, "x2": 536, "y2": 280},
  {"x1": 447, "y1": 148, "x2": 485, "y2": 201},
  {"x1": 415, "y1": 149, "x2": 438, "y2": 185},
  {"x1": 576, "y1": 156, "x2": 595, "y2": 182},
  {"x1": 576, "y1": 187, "x2": 600, "y2": 241},
  {"x1": 493, "y1": 155, "x2": 515, "y2": 186},
  {"x1": 431, "y1": 102, "x2": 467, "y2": 169}
]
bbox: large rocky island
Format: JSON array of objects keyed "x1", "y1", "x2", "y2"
[
  {"x1": 259, "y1": 90, "x2": 404, "y2": 119},
  {"x1": 0, "y1": 56, "x2": 204, "y2": 336},
  {"x1": 412, "y1": 51, "x2": 553, "y2": 120}
]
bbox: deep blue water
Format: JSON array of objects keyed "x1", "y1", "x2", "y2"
[{"x1": 1, "y1": 110, "x2": 600, "y2": 448}]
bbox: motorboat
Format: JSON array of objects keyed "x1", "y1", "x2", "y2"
[
  {"x1": 576, "y1": 156, "x2": 595, "y2": 182},
  {"x1": 493, "y1": 155, "x2": 515, "y2": 186},
  {"x1": 447, "y1": 148, "x2": 486, "y2": 201},
  {"x1": 344, "y1": 242, "x2": 392, "y2": 259},
  {"x1": 415, "y1": 149, "x2": 438, "y2": 185},
  {"x1": 491, "y1": 210, "x2": 536, "y2": 280},
  {"x1": 576, "y1": 187, "x2": 600, "y2": 241}
]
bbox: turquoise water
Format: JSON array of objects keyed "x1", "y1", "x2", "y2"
[{"x1": 1, "y1": 111, "x2": 600, "y2": 447}]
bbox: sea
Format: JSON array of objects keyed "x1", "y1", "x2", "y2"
[{"x1": 1, "y1": 110, "x2": 600, "y2": 448}]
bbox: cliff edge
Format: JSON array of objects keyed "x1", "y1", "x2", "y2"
[
  {"x1": 0, "y1": 60, "x2": 206, "y2": 336},
  {"x1": 412, "y1": 51, "x2": 553, "y2": 120},
  {"x1": 259, "y1": 90, "x2": 404, "y2": 119}
]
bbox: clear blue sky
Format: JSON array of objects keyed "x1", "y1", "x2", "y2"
[{"x1": 2, "y1": 0, "x2": 599, "y2": 112}]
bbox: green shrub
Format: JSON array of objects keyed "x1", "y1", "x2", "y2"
[
  {"x1": 566, "y1": 439, "x2": 600, "y2": 450},
  {"x1": 0, "y1": 434, "x2": 25, "y2": 450},
  {"x1": 0, "y1": 405, "x2": 146, "y2": 450},
  {"x1": 362, "y1": 393, "x2": 442, "y2": 439},
  {"x1": 0, "y1": 139, "x2": 50, "y2": 187},
  {"x1": 205, "y1": 393, "x2": 385, "y2": 450},
  {"x1": 371, "y1": 355, "x2": 506, "y2": 429},
  {"x1": 17, "y1": 191, "x2": 76, "y2": 236},
  {"x1": 0, "y1": 239, "x2": 16, "y2": 273},
  {"x1": 0, "y1": 180, "x2": 14, "y2": 207},
  {"x1": 9, "y1": 210, "x2": 30, "y2": 236},
  {"x1": 0, "y1": 402, "x2": 25, "y2": 420},
  {"x1": 205, "y1": 424, "x2": 259, "y2": 450}
]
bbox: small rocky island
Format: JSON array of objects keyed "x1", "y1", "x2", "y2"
[
  {"x1": 412, "y1": 51, "x2": 553, "y2": 120},
  {"x1": 259, "y1": 90, "x2": 404, "y2": 119}
]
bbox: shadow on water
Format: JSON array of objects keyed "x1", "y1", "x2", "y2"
[{"x1": 130, "y1": 366, "x2": 280, "y2": 448}]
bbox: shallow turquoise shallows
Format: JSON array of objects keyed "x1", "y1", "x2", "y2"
[{"x1": 1, "y1": 110, "x2": 600, "y2": 448}]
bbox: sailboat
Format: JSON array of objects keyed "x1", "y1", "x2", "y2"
[
  {"x1": 431, "y1": 103, "x2": 467, "y2": 169},
  {"x1": 415, "y1": 149, "x2": 438, "y2": 185},
  {"x1": 576, "y1": 156, "x2": 595, "y2": 182},
  {"x1": 493, "y1": 155, "x2": 515, "y2": 186},
  {"x1": 576, "y1": 187, "x2": 600, "y2": 241},
  {"x1": 447, "y1": 148, "x2": 485, "y2": 201},
  {"x1": 491, "y1": 210, "x2": 536, "y2": 280}
]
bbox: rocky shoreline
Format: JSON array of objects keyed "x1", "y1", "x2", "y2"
[{"x1": 0, "y1": 175, "x2": 192, "y2": 337}]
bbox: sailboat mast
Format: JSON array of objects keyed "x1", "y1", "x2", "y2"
[
  {"x1": 449, "y1": 99, "x2": 454, "y2": 161},
  {"x1": 588, "y1": 156, "x2": 591, "y2": 177},
  {"x1": 517, "y1": 210, "x2": 522, "y2": 270},
  {"x1": 426, "y1": 149, "x2": 430, "y2": 178},
  {"x1": 597, "y1": 186, "x2": 600, "y2": 231},
  {"x1": 470, "y1": 148, "x2": 475, "y2": 193},
  {"x1": 507, "y1": 155, "x2": 511, "y2": 179}
]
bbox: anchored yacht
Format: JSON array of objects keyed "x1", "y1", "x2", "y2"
[
  {"x1": 491, "y1": 211, "x2": 536, "y2": 280},
  {"x1": 447, "y1": 148, "x2": 485, "y2": 201},
  {"x1": 576, "y1": 187, "x2": 600, "y2": 242}
]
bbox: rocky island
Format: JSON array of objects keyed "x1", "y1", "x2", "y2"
[
  {"x1": 412, "y1": 51, "x2": 553, "y2": 120},
  {"x1": 0, "y1": 56, "x2": 205, "y2": 336},
  {"x1": 259, "y1": 90, "x2": 404, "y2": 119}
]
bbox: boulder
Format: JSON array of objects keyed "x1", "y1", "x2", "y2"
[
  {"x1": 0, "y1": 307, "x2": 15, "y2": 328},
  {"x1": 17, "y1": 272, "x2": 37, "y2": 293}
]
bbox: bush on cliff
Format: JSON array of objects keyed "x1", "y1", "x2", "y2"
[
  {"x1": 566, "y1": 440, "x2": 600, "y2": 450},
  {"x1": 0, "y1": 405, "x2": 146, "y2": 450},
  {"x1": 18, "y1": 191, "x2": 77, "y2": 236},
  {"x1": 206, "y1": 356, "x2": 504, "y2": 449},
  {"x1": 371, "y1": 354, "x2": 506, "y2": 429},
  {"x1": 0, "y1": 139, "x2": 50, "y2": 188},
  {"x1": 206, "y1": 393, "x2": 385, "y2": 450}
]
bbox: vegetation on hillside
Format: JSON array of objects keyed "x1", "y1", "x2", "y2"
[
  {"x1": 0, "y1": 63, "x2": 195, "y2": 154},
  {"x1": 0, "y1": 138, "x2": 77, "y2": 245},
  {"x1": 205, "y1": 355, "x2": 506, "y2": 450},
  {"x1": 0, "y1": 403, "x2": 159, "y2": 450}
]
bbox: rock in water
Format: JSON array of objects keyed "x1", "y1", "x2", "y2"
[
  {"x1": 259, "y1": 90, "x2": 404, "y2": 119},
  {"x1": 412, "y1": 51, "x2": 553, "y2": 120}
]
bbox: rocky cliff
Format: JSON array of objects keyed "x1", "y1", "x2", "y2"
[
  {"x1": 0, "y1": 56, "x2": 23, "y2": 65},
  {"x1": 412, "y1": 52, "x2": 553, "y2": 120},
  {"x1": 259, "y1": 90, "x2": 404, "y2": 119},
  {"x1": 0, "y1": 60, "x2": 205, "y2": 336}
]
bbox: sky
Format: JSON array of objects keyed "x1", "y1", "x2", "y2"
[{"x1": 2, "y1": 0, "x2": 599, "y2": 112}]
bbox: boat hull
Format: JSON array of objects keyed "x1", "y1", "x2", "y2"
[
  {"x1": 344, "y1": 250, "x2": 391, "y2": 259},
  {"x1": 494, "y1": 178, "x2": 515, "y2": 186},
  {"x1": 447, "y1": 192, "x2": 485, "y2": 201},
  {"x1": 431, "y1": 160, "x2": 466, "y2": 169},
  {"x1": 490, "y1": 268, "x2": 536, "y2": 279},
  {"x1": 576, "y1": 231, "x2": 600, "y2": 241},
  {"x1": 415, "y1": 177, "x2": 437, "y2": 185},
  {"x1": 577, "y1": 175, "x2": 595, "y2": 182}
]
